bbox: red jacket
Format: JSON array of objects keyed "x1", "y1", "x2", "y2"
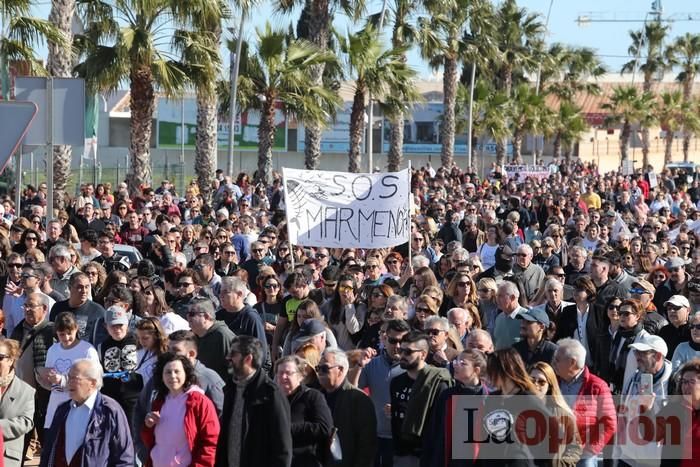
[
  {"x1": 568, "y1": 366, "x2": 617, "y2": 456},
  {"x1": 141, "y1": 387, "x2": 220, "y2": 467}
]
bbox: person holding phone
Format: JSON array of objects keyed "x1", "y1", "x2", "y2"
[{"x1": 613, "y1": 334, "x2": 672, "y2": 467}]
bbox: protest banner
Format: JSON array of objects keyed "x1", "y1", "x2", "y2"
[
  {"x1": 503, "y1": 165, "x2": 550, "y2": 181},
  {"x1": 282, "y1": 168, "x2": 411, "y2": 248}
]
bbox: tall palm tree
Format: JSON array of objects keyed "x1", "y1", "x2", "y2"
[
  {"x1": 470, "y1": 80, "x2": 510, "y2": 166},
  {"x1": 342, "y1": 25, "x2": 416, "y2": 173},
  {"x1": 384, "y1": 0, "x2": 420, "y2": 172},
  {"x1": 46, "y1": 0, "x2": 76, "y2": 209},
  {"x1": 75, "y1": 0, "x2": 222, "y2": 194},
  {"x1": 656, "y1": 90, "x2": 685, "y2": 164},
  {"x1": 509, "y1": 83, "x2": 547, "y2": 162},
  {"x1": 622, "y1": 22, "x2": 668, "y2": 168},
  {"x1": 277, "y1": 0, "x2": 361, "y2": 170},
  {"x1": 552, "y1": 102, "x2": 586, "y2": 163},
  {"x1": 418, "y1": 0, "x2": 494, "y2": 169},
  {"x1": 179, "y1": 1, "x2": 226, "y2": 204},
  {"x1": 602, "y1": 86, "x2": 655, "y2": 165},
  {"x1": 238, "y1": 23, "x2": 340, "y2": 184},
  {"x1": 489, "y1": 0, "x2": 544, "y2": 163},
  {"x1": 665, "y1": 33, "x2": 700, "y2": 161},
  {"x1": 1, "y1": 0, "x2": 62, "y2": 97}
]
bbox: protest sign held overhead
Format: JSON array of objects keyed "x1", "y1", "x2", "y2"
[{"x1": 282, "y1": 168, "x2": 411, "y2": 248}]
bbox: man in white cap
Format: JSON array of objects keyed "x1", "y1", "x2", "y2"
[
  {"x1": 658, "y1": 295, "x2": 692, "y2": 357},
  {"x1": 614, "y1": 334, "x2": 672, "y2": 467}
]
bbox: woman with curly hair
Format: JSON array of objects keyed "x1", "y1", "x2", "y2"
[{"x1": 82, "y1": 261, "x2": 107, "y2": 297}]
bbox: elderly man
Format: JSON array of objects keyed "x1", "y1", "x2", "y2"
[
  {"x1": 424, "y1": 316, "x2": 460, "y2": 368},
  {"x1": 194, "y1": 254, "x2": 222, "y2": 297},
  {"x1": 654, "y1": 257, "x2": 690, "y2": 311},
  {"x1": 319, "y1": 348, "x2": 377, "y2": 467},
  {"x1": 564, "y1": 246, "x2": 589, "y2": 286},
  {"x1": 5, "y1": 264, "x2": 55, "y2": 337},
  {"x1": 216, "y1": 336, "x2": 292, "y2": 467},
  {"x1": 187, "y1": 297, "x2": 236, "y2": 381},
  {"x1": 512, "y1": 244, "x2": 545, "y2": 301},
  {"x1": 216, "y1": 277, "x2": 268, "y2": 367},
  {"x1": 614, "y1": 335, "x2": 672, "y2": 467},
  {"x1": 241, "y1": 241, "x2": 268, "y2": 288},
  {"x1": 658, "y1": 295, "x2": 692, "y2": 357},
  {"x1": 289, "y1": 319, "x2": 329, "y2": 355},
  {"x1": 11, "y1": 292, "x2": 54, "y2": 455},
  {"x1": 493, "y1": 281, "x2": 526, "y2": 350},
  {"x1": 466, "y1": 329, "x2": 494, "y2": 353},
  {"x1": 553, "y1": 339, "x2": 616, "y2": 467},
  {"x1": 40, "y1": 359, "x2": 134, "y2": 467},
  {"x1": 531, "y1": 278, "x2": 573, "y2": 326},
  {"x1": 48, "y1": 245, "x2": 80, "y2": 298},
  {"x1": 447, "y1": 308, "x2": 469, "y2": 348}
]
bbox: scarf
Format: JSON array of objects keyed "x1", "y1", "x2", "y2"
[
  {"x1": 689, "y1": 339, "x2": 700, "y2": 352},
  {"x1": 610, "y1": 322, "x2": 643, "y2": 392}
]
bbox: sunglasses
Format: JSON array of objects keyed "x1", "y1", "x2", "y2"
[
  {"x1": 398, "y1": 348, "x2": 422, "y2": 356},
  {"x1": 607, "y1": 304, "x2": 621, "y2": 311},
  {"x1": 415, "y1": 307, "x2": 432, "y2": 314},
  {"x1": 619, "y1": 311, "x2": 637, "y2": 317},
  {"x1": 425, "y1": 329, "x2": 444, "y2": 336},
  {"x1": 316, "y1": 364, "x2": 341, "y2": 374},
  {"x1": 690, "y1": 324, "x2": 700, "y2": 331},
  {"x1": 264, "y1": 283, "x2": 280, "y2": 290},
  {"x1": 456, "y1": 282, "x2": 470, "y2": 288},
  {"x1": 387, "y1": 336, "x2": 403, "y2": 345}
]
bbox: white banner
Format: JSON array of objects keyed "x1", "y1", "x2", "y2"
[{"x1": 282, "y1": 168, "x2": 411, "y2": 248}]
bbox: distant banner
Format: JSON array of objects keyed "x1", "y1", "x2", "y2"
[
  {"x1": 503, "y1": 165, "x2": 549, "y2": 181},
  {"x1": 282, "y1": 168, "x2": 411, "y2": 248}
]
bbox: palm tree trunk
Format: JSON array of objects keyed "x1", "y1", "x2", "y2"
[
  {"x1": 496, "y1": 66, "x2": 513, "y2": 166},
  {"x1": 620, "y1": 121, "x2": 631, "y2": 162},
  {"x1": 301, "y1": 0, "x2": 331, "y2": 170},
  {"x1": 387, "y1": 112, "x2": 404, "y2": 172},
  {"x1": 47, "y1": 0, "x2": 75, "y2": 209},
  {"x1": 682, "y1": 76, "x2": 694, "y2": 162},
  {"x1": 348, "y1": 88, "x2": 366, "y2": 173},
  {"x1": 664, "y1": 132, "x2": 674, "y2": 165},
  {"x1": 641, "y1": 126, "x2": 650, "y2": 169},
  {"x1": 128, "y1": 66, "x2": 155, "y2": 194},
  {"x1": 512, "y1": 126, "x2": 522, "y2": 163},
  {"x1": 440, "y1": 56, "x2": 457, "y2": 169},
  {"x1": 195, "y1": 88, "x2": 218, "y2": 204},
  {"x1": 552, "y1": 131, "x2": 562, "y2": 160},
  {"x1": 257, "y1": 98, "x2": 276, "y2": 185},
  {"x1": 496, "y1": 141, "x2": 506, "y2": 166}
]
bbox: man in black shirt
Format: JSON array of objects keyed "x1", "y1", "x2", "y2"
[{"x1": 94, "y1": 231, "x2": 130, "y2": 274}]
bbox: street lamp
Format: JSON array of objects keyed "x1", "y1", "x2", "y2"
[{"x1": 226, "y1": 17, "x2": 246, "y2": 178}]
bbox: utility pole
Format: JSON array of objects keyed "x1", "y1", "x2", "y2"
[{"x1": 366, "y1": 0, "x2": 389, "y2": 173}]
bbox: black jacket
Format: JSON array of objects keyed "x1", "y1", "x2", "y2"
[
  {"x1": 513, "y1": 338, "x2": 558, "y2": 366},
  {"x1": 288, "y1": 384, "x2": 333, "y2": 467},
  {"x1": 216, "y1": 369, "x2": 293, "y2": 467}
]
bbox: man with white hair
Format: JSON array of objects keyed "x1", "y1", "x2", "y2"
[
  {"x1": 41, "y1": 359, "x2": 134, "y2": 466},
  {"x1": 493, "y1": 281, "x2": 527, "y2": 350},
  {"x1": 319, "y1": 348, "x2": 377, "y2": 467},
  {"x1": 447, "y1": 308, "x2": 469, "y2": 347},
  {"x1": 424, "y1": 316, "x2": 459, "y2": 367},
  {"x1": 48, "y1": 245, "x2": 80, "y2": 298},
  {"x1": 530, "y1": 278, "x2": 573, "y2": 326},
  {"x1": 512, "y1": 244, "x2": 545, "y2": 301},
  {"x1": 466, "y1": 329, "x2": 494, "y2": 354},
  {"x1": 553, "y1": 339, "x2": 616, "y2": 467}
]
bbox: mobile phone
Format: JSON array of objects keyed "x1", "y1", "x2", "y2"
[{"x1": 639, "y1": 373, "x2": 653, "y2": 396}]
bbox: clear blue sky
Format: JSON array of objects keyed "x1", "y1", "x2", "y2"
[{"x1": 34, "y1": 0, "x2": 700, "y2": 80}]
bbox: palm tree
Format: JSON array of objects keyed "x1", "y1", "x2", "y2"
[
  {"x1": 491, "y1": 0, "x2": 544, "y2": 163},
  {"x1": 238, "y1": 23, "x2": 340, "y2": 184},
  {"x1": 75, "y1": 0, "x2": 222, "y2": 194},
  {"x1": 470, "y1": 80, "x2": 510, "y2": 166},
  {"x1": 509, "y1": 83, "x2": 546, "y2": 162},
  {"x1": 665, "y1": 33, "x2": 700, "y2": 161},
  {"x1": 385, "y1": 0, "x2": 420, "y2": 172},
  {"x1": 656, "y1": 90, "x2": 685, "y2": 164},
  {"x1": 277, "y1": 0, "x2": 360, "y2": 170},
  {"x1": 341, "y1": 25, "x2": 416, "y2": 173},
  {"x1": 602, "y1": 86, "x2": 655, "y2": 165},
  {"x1": 46, "y1": 0, "x2": 76, "y2": 209},
  {"x1": 622, "y1": 22, "x2": 668, "y2": 168},
  {"x1": 1, "y1": 0, "x2": 62, "y2": 97},
  {"x1": 552, "y1": 102, "x2": 586, "y2": 163},
  {"x1": 179, "y1": 2, "x2": 226, "y2": 204},
  {"x1": 418, "y1": 0, "x2": 493, "y2": 169}
]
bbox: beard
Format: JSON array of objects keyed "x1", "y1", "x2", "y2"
[{"x1": 399, "y1": 359, "x2": 420, "y2": 371}]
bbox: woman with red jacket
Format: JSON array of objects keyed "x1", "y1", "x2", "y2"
[{"x1": 141, "y1": 353, "x2": 220, "y2": 467}]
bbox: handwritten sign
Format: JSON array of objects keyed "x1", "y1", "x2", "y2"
[
  {"x1": 503, "y1": 165, "x2": 550, "y2": 182},
  {"x1": 282, "y1": 168, "x2": 411, "y2": 248}
]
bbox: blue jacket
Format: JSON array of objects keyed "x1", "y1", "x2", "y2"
[{"x1": 40, "y1": 392, "x2": 134, "y2": 467}]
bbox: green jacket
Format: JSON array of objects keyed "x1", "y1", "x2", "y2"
[{"x1": 402, "y1": 365, "x2": 453, "y2": 442}]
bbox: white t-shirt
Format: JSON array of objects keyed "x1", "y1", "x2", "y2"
[
  {"x1": 479, "y1": 243, "x2": 499, "y2": 270},
  {"x1": 44, "y1": 340, "x2": 100, "y2": 428}
]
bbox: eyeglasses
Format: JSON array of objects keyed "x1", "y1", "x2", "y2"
[
  {"x1": 387, "y1": 336, "x2": 403, "y2": 345},
  {"x1": 252, "y1": 248, "x2": 264, "y2": 253},
  {"x1": 0, "y1": 354, "x2": 11, "y2": 361},
  {"x1": 415, "y1": 307, "x2": 432, "y2": 314},
  {"x1": 607, "y1": 304, "x2": 621, "y2": 311},
  {"x1": 516, "y1": 253, "x2": 528, "y2": 258},
  {"x1": 398, "y1": 348, "x2": 422, "y2": 356},
  {"x1": 186, "y1": 311, "x2": 207, "y2": 318},
  {"x1": 668, "y1": 267, "x2": 683, "y2": 273},
  {"x1": 223, "y1": 250, "x2": 235, "y2": 255},
  {"x1": 8, "y1": 263, "x2": 22, "y2": 268},
  {"x1": 412, "y1": 238, "x2": 424, "y2": 242},
  {"x1": 477, "y1": 288, "x2": 491, "y2": 293},
  {"x1": 531, "y1": 377, "x2": 548, "y2": 387},
  {"x1": 456, "y1": 282, "x2": 470, "y2": 288},
  {"x1": 25, "y1": 236, "x2": 38, "y2": 241},
  {"x1": 365, "y1": 265, "x2": 379, "y2": 270},
  {"x1": 264, "y1": 283, "x2": 280, "y2": 290},
  {"x1": 338, "y1": 286, "x2": 354, "y2": 293},
  {"x1": 21, "y1": 273, "x2": 38, "y2": 279},
  {"x1": 666, "y1": 305, "x2": 684, "y2": 312},
  {"x1": 316, "y1": 364, "x2": 341, "y2": 374},
  {"x1": 23, "y1": 303, "x2": 42, "y2": 310},
  {"x1": 690, "y1": 324, "x2": 700, "y2": 331},
  {"x1": 619, "y1": 310, "x2": 637, "y2": 317},
  {"x1": 370, "y1": 292, "x2": 385, "y2": 298},
  {"x1": 425, "y1": 329, "x2": 444, "y2": 336}
]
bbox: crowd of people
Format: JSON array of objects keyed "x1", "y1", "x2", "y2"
[{"x1": 0, "y1": 160, "x2": 698, "y2": 467}]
